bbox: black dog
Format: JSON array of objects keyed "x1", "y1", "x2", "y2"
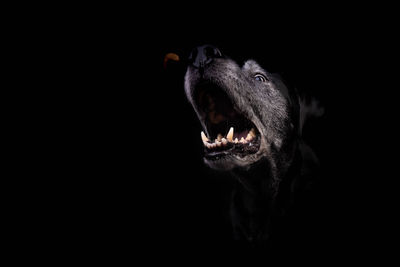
[{"x1": 183, "y1": 45, "x2": 324, "y2": 241}]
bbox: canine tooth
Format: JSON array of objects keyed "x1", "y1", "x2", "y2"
[
  {"x1": 246, "y1": 132, "x2": 253, "y2": 141},
  {"x1": 227, "y1": 127, "x2": 234, "y2": 142},
  {"x1": 201, "y1": 131, "x2": 209, "y2": 142},
  {"x1": 217, "y1": 134, "x2": 223, "y2": 141},
  {"x1": 249, "y1": 128, "x2": 256, "y2": 137},
  {"x1": 216, "y1": 141, "x2": 222, "y2": 147},
  {"x1": 221, "y1": 138, "x2": 228, "y2": 145},
  {"x1": 234, "y1": 138, "x2": 239, "y2": 144}
]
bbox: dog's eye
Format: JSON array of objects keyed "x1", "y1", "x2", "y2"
[{"x1": 254, "y1": 74, "x2": 268, "y2": 82}]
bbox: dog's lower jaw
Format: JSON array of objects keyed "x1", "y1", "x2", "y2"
[
  {"x1": 203, "y1": 150, "x2": 265, "y2": 171},
  {"x1": 204, "y1": 131, "x2": 270, "y2": 171}
]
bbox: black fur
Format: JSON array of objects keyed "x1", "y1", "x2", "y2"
[{"x1": 184, "y1": 45, "x2": 323, "y2": 241}]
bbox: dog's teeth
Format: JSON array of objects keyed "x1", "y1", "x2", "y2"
[
  {"x1": 221, "y1": 138, "x2": 228, "y2": 145},
  {"x1": 227, "y1": 127, "x2": 234, "y2": 142},
  {"x1": 246, "y1": 132, "x2": 253, "y2": 141},
  {"x1": 201, "y1": 131, "x2": 210, "y2": 147},
  {"x1": 250, "y1": 128, "x2": 256, "y2": 137},
  {"x1": 217, "y1": 134, "x2": 223, "y2": 141},
  {"x1": 240, "y1": 137, "x2": 247, "y2": 144},
  {"x1": 201, "y1": 131, "x2": 209, "y2": 142},
  {"x1": 216, "y1": 141, "x2": 222, "y2": 147},
  {"x1": 234, "y1": 138, "x2": 239, "y2": 144},
  {"x1": 246, "y1": 128, "x2": 256, "y2": 141}
]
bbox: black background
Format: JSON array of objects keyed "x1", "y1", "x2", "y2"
[{"x1": 61, "y1": 11, "x2": 394, "y2": 258}]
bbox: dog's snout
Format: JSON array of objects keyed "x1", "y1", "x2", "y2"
[{"x1": 189, "y1": 45, "x2": 222, "y2": 68}]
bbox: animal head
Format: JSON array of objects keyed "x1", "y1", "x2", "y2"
[{"x1": 184, "y1": 45, "x2": 300, "y2": 171}]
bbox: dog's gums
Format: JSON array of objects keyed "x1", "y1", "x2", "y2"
[{"x1": 200, "y1": 127, "x2": 260, "y2": 161}]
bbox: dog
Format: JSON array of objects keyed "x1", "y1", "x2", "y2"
[{"x1": 182, "y1": 44, "x2": 324, "y2": 241}]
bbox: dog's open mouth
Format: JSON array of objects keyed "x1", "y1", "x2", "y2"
[{"x1": 194, "y1": 83, "x2": 261, "y2": 161}]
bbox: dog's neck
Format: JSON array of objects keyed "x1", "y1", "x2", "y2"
[{"x1": 229, "y1": 146, "x2": 302, "y2": 241}]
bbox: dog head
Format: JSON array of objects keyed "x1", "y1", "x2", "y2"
[{"x1": 184, "y1": 45, "x2": 300, "y2": 171}]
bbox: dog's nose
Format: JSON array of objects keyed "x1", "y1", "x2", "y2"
[{"x1": 188, "y1": 45, "x2": 223, "y2": 68}]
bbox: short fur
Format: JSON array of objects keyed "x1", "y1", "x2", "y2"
[{"x1": 184, "y1": 47, "x2": 323, "y2": 241}]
